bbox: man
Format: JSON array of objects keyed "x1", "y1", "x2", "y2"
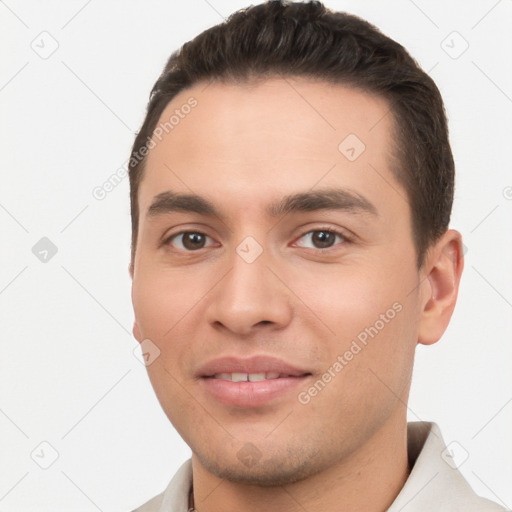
[{"x1": 127, "y1": 1, "x2": 506, "y2": 510}]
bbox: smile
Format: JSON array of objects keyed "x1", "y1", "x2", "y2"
[{"x1": 197, "y1": 355, "x2": 312, "y2": 407}]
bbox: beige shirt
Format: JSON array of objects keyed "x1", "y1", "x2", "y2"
[{"x1": 132, "y1": 422, "x2": 508, "y2": 511}]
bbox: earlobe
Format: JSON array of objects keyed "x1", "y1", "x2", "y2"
[
  {"x1": 417, "y1": 229, "x2": 464, "y2": 346},
  {"x1": 133, "y1": 321, "x2": 143, "y2": 343},
  {"x1": 130, "y1": 273, "x2": 141, "y2": 343}
]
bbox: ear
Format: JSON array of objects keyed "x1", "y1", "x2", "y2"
[{"x1": 417, "y1": 229, "x2": 464, "y2": 346}]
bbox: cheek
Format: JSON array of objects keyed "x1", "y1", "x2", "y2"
[
  {"x1": 291, "y1": 263, "x2": 406, "y2": 338},
  {"x1": 132, "y1": 266, "x2": 217, "y2": 396},
  {"x1": 133, "y1": 267, "x2": 206, "y2": 429},
  {"x1": 132, "y1": 265, "x2": 204, "y2": 339},
  {"x1": 291, "y1": 261, "x2": 419, "y2": 383}
]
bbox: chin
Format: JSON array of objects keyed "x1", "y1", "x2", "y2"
[{"x1": 196, "y1": 449, "x2": 323, "y2": 487}]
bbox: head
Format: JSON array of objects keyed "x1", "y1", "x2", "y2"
[{"x1": 129, "y1": 0, "x2": 463, "y2": 487}]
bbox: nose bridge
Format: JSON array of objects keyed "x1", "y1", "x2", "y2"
[{"x1": 206, "y1": 236, "x2": 292, "y2": 334}]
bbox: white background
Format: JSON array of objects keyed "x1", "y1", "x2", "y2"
[{"x1": 0, "y1": 0, "x2": 511, "y2": 510}]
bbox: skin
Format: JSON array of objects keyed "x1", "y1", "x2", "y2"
[{"x1": 130, "y1": 78, "x2": 464, "y2": 512}]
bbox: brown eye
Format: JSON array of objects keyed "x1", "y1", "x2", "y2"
[
  {"x1": 311, "y1": 231, "x2": 337, "y2": 249},
  {"x1": 167, "y1": 232, "x2": 212, "y2": 251},
  {"x1": 295, "y1": 229, "x2": 347, "y2": 250},
  {"x1": 182, "y1": 233, "x2": 206, "y2": 250}
]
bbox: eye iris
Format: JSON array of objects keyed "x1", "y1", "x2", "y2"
[
  {"x1": 183, "y1": 232, "x2": 205, "y2": 250},
  {"x1": 312, "y1": 231, "x2": 336, "y2": 248}
]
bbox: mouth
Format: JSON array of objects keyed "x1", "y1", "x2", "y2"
[{"x1": 197, "y1": 355, "x2": 312, "y2": 407}]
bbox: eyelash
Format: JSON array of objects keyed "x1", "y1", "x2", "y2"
[{"x1": 163, "y1": 226, "x2": 353, "y2": 253}]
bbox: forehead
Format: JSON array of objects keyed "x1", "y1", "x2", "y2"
[{"x1": 138, "y1": 78, "x2": 400, "y2": 218}]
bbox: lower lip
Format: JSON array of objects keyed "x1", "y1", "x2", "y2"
[{"x1": 200, "y1": 376, "x2": 309, "y2": 407}]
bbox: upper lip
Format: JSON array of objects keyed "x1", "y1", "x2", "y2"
[{"x1": 196, "y1": 355, "x2": 311, "y2": 377}]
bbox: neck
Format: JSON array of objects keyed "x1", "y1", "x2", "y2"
[{"x1": 190, "y1": 413, "x2": 410, "y2": 512}]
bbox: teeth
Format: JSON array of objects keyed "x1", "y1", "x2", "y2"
[
  {"x1": 212, "y1": 372, "x2": 286, "y2": 381},
  {"x1": 248, "y1": 373, "x2": 266, "y2": 382},
  {"x1": 214, "y1": 373, "x2": 232, "y2": 380}
]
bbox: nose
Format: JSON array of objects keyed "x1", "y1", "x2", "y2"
[{"x1": 205, "y1": 245, "x2": 293, "y2": 336}]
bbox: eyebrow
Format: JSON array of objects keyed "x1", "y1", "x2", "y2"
[{"x1": 146, "y1": 188, "x2": 378, "y2": 220}]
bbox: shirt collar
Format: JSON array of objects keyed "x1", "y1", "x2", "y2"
[{"x1": 388, "y1": 422, "x2": 504, "y2": 511}]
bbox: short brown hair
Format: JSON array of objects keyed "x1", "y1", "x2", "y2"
[{"x1": 128, "y1": 0, "x2": 454, "y2": 270}]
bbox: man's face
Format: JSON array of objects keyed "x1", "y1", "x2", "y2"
[{"x1": 131, "y1": 78, "x2": 427, "y2": 484}]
